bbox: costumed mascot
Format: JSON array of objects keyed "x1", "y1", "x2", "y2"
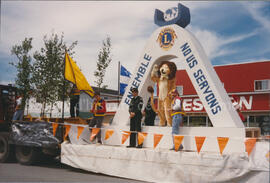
[{"x1": 151, "y1": 61, "x2": 177, "y2": 126}]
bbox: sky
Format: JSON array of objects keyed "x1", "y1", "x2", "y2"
[{"x1": 1, "y1": 1, "x2": 270, "y2": 91}]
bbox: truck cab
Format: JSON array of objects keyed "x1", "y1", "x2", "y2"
[{"x1": 0, "y1": 84, "x2": 60, "y2": 164}]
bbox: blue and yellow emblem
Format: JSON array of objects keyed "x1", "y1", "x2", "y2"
[{"x1": 157, "y1": 28, "x2": 177, "y2": 51}]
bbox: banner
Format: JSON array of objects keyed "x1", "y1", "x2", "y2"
[
  {"x1": 90, "y1": 128, "x2": 100, "y2": 141},
  {"x1": 195, "y1": 136, "x2": 206, "y2": 154},
  {"x1": 217, "y1": 137, "x2": 229, "y2": 155},
  {"x1": 121, "y1": 131, "x2": 131, "y2": 144},
  {"x1": 77, "y1": 126, "x2": 85, "y2": 140},
  {"x1": 64, "y1": 125, "x2": 71, "y2": 141},
  {"x1": 174, "y1": 135, "x2": 184, "y2": 151},
  {"x1": 52, "y1": 123, "x2": 58, "y2": 136},
  {"x1": 245, "y1": 138, "x2": 257, "y2": 156},
  {"x1": 48, "y1": 121, "x2": 266, "y2": 155},
  {"x1": 153, "y1": 134, "x2": 163, "y2": 148},
  {"x1": 105, "y1": 129, "x2": 114, "y2": 140},
  {"x1": 138, "y1": 132, "x2": 148, "y2": 145}
]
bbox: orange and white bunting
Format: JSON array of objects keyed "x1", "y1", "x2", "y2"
[
  {"x1": 64, "y1": 125, "x2": 71, "y2": 141},
  {"x1": 245, "y1": 138, "x2": 256, "y2": 156},
  {"x1": 121, "y1": 131, "x2": 131, "y2": 144},
  {"x1": 138, "y1": 132, "x2": 148, "y2": 145},
  {"x1": 266, "y1": 151, "x2": 270, "y2": 162},
  {"x1": 105, "y1": 129, "x2": 114, "y2": 140},
  {"x1": 153, "y1": 134, "x2": 163, "y2": 148},
  {"x1": 77, "y1": 126, "x2": 85, "y2": 140},
  {"x1": 174, "y1": 135, "x2": 184, "y2": 151},
  {"x1": 195, "y1": 136, "x2": 206, "y2": 154},
  {"x1": 217, "y1": 137, "x2": 229, "y2": 155},
  {"x1": 90, "y1": 128, "x2": 100, "y2": 141},
  {"x1": 52, "y1": 123, "x2": 58, "y2": 136}
]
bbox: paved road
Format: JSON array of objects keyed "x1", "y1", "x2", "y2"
[{"x1": 0, "y1": 159, "x2": 145, "y2": 183}]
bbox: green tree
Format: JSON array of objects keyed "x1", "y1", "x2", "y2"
[
  {"x1": 10, "y1": 37, "x2": 33, "y2": 108},
  {"x1": 94, "y1": 36, "x2": 112, "y2": 89},
  {"x1": 32, "y1": 32, "x2": 77, "y2": 117}
]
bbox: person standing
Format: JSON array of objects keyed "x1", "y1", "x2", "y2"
[
  {"x1": 143, "y1": 86, "x2": 157, "y2": 126},
  {"x1": 1, "y1": 91, "x2": 10, "y2": 121},
  {"x1": 170, "y1": 89, "x2": 184, "y2": 151},
  {"x1": 127, "y1": 87, "x2": 143, "y2": 148},
  {"x1": 70, "y1": 86, "x2": 80, "y2": 117},
  {"x1": 12, "y1": 94, "x2": 24, "y2": 121},
  {"x1": 89, "y1": 91, "x2": 106, "y2": 144}
]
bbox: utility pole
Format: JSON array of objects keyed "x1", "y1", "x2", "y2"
[
  {"x1": 0, "y1": 0, "x2": 2, "y2": 42},
  {"x1": 117, "y1": 61, "x2": 120, "y2": 105}
]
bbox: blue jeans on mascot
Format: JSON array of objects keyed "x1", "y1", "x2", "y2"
[{"x1": 172, "y1": 113, "x2": 183, "y2": 151}]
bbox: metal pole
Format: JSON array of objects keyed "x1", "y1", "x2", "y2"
[
  {"x1": 117, "y1": 61, "x2": 120, "y2": 105},
  {"x1": 0, "y1": 0, "x2": 2, "y2": 42},
  {"x1": 62, "y1": 52, "x2": 66, "y2": 122},
  {"x1": 62, "y1": 82, "x2": 65, "y2": 121}
]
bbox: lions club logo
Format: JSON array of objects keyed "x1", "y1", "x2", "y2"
[{"x1": 157, "y1": 28, "x2": 177, "y2": 51}]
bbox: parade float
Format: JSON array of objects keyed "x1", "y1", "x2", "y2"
[{"x1": 60, "y1": 4, "x2": 269, "y2": 183}]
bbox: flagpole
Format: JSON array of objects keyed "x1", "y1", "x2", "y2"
[
  {"x1": 117, "y1": 61, "x2": 120, "y2": 105},
  {"x1": 62, "y1": 51, "x2": 67, "y2": 122}
]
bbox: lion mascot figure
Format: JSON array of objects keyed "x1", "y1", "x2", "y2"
[{"x1": 151, "y1": 61, "x2": 177, "y2": 126}]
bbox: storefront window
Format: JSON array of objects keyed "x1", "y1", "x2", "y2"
[
  {"x1": 248, "y1": 116, "x2": 259, "y2": 127},
  {"x1": 247, "y1": 115, "x2": 270, "y2": 135},
  {"x1": 176, "y1": 85, "x2": 183, "y2": 96},
  {"x1": 207, "y1": 117, "x2": 213, "y2": 127},
  {"x1": 188, "y1": 116, "x2": 207, "y2": 127},
  {"x1": 183, "y1": 116, "x2": 188, "y2": 126},
  {"x1": 257, "y1": 115, "x2": 270, "y2": 135},
  {"x1": 254, "y1": 80, "x2": 270, "y2": 91}
]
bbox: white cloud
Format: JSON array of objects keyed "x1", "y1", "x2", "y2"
[
  {"x1": 190, "y1": 26, "x2": 257, "y2": 59},
  {"x1": 1, "y1": 1, "x2": 201, "y2": 88},
  {"x1": 1, "y1": 1, "x2": 267, "y2": 89},
  {"x1": 242, "y1": 2, "x2": 270, "y2": 33}
]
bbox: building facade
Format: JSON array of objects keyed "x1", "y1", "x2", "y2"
[{"x1": 175, "y1": 61, "x2": 270, "y2": 135}]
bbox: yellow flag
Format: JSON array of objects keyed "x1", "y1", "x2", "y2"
[
  {"x1": 105, "y1": 129, "x2": 114, "y2": 140},
  {"x1": 195, "y1": 136, "x2": 206, "y2": 154},
  {"x1": 121, "y1": 131, "x2": 131, "y2": 144},
  {"x1": 64, "y1": 53, "x2": 94, "y2": 97},
  {"x1": 52, "y1": 123, "x2": 58, "y2": 136},
  {"x1": 174, "y1": 135, "x2": 184, "y2": 151},
  {"x1": 153, "y1": 134, "x2": 163, "y2": 149},
  {"x1": 217, "y1": 137, "x2": 229, "y2": 155},
  {"x1": 245, "y1": 138, "x2": 256, "y2": 156},
  {"x1": 77, "y1": 126, "x2": 84, "y2": 139},
  {"x1": 138, "y1": 132, "x2": 148, "y2": 145},
  {"x1": 90, "y1": 128, "x2": 100, "y2": 141}
]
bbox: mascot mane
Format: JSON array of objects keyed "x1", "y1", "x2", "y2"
[{"x1": 157, "y1": 61, "x2": 177, "y2": 80}]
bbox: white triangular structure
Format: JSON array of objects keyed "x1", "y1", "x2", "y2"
[
  {"x1": 113, "y1": 24, "x2": 244, "y2": 128},
  {"x1": 110, "y1": 24, "x2": 245, "y2": 153}
]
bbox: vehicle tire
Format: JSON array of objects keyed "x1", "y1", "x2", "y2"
[
  {"x1": 15, "y1": 145, "x2": 41, "y2": 165},
  {"x1": 0, "y1": 132, "x2": 15, "y2": 163}
]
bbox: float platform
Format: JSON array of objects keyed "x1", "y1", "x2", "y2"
[{"x1": 61, "y1": 141, "x2": 269, "y2": 183}]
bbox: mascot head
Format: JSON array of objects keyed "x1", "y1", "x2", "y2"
[{"x1": 157, "y1": 61, "x2": 177, "y2": 80}]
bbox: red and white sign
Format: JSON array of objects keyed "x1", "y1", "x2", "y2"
[{"x1": 182, "y1": 94, "x2": 270, "y2": 113}]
